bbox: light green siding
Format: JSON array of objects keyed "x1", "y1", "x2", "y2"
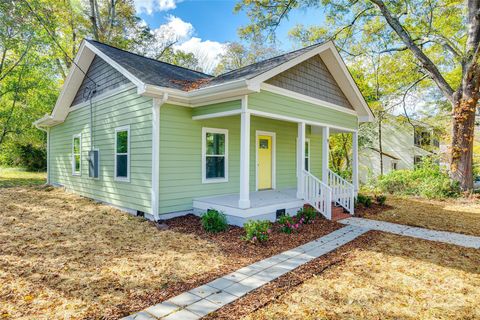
[
  {"x1": 49, "y1": 87, "x2": 153, "y2": 213},
  {"x1": 192, "y1": 100, "x2": 241, "y2": 117},
  {"x1": 158, "y1": 104, "x2": 324, "y2": 214},
  {"x1": 249, "y1": 90, "x2": 358, "y2": 130}
]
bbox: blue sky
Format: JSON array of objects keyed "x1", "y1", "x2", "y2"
[
  {"x1": 134, "y1": 0, "x2": 326, "y2": 72},
  {"x1": 139, "y1": 0, "x2": 324, "y2": 50}
]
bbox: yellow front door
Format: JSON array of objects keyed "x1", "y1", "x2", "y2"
[{"x1": 258, "y1": 135, "x2": 272, "y2": 190}]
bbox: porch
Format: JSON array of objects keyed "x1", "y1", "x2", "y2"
[{"x1": 192, "y1": 93, "x2": 360, "y2": 225}]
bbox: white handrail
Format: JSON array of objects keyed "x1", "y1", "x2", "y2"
[
  {"x1": 302, "y1": 170, "x2": 332, "y2": 219},
  {"x1": 327, "y1": 169, "x2": 354, "y2": 214}
]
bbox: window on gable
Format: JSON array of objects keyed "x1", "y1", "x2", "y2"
[
  {"x1": 72, "y1": 134, "x2": 81, "y2": 176},
  {"x1": 115, "y1": 126, "x2": 130, "y2": 181},
  {"x1": 203, "y1": 128, "x2": 228, "y2": 183}
]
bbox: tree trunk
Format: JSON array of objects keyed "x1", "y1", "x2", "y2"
[
  {"x1": 89, "y1": 0, "x2": 99, "y2": 41},
  {"x1": 450, "y1": 89, "x2": 478, "y2": 191}
]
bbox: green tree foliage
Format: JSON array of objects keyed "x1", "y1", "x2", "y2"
[
  {"x1": 0, "y1": 0, "x2": 203, "y2": 169},
  {"x1": 236, "y1": 0, "x2": 479, "y2": 191},
  {"x1": 214, "y1": 41, "x2": 281, "y2": 75}
]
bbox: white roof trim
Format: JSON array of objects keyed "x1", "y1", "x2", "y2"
[{"x1": 35, "y1": 40, "x2": 373, "y2": 128}]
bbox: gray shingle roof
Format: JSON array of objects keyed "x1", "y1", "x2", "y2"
[
  {"x1": 86, "y1": 40, "x2": 213, "y2": 91},
  {"x1": 87, "y1": 39, "x2": 324, "y2": 91}
]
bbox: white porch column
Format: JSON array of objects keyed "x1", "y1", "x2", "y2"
[
  {"x1": 322, "y1": 126, "x2": 330, "y2": 185},
  {"x1": 151, "y1": 94, "x2": 167, "y2": 221},
  {"x1": 352, "y1": 130, "x2": 359, "y2": 195},
  {"x1": 297, "y1": 122, "x2": 306, "y2": 198},
  {"x1": 239, "y1": 95, "x2": 251, "y2": 209}
]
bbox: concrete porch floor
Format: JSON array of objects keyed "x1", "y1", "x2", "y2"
[{"x1": 193, "y1": 188, "x2": 304, "y2": 226}]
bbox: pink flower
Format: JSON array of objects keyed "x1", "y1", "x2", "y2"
[
  {"x1": 252, "y1": 236, "x2": 257, "y2": 241},
  {"x1": 294, "y1": 223, "x2": 299, "y2": 229},
  {"x1": 267, "y1": 229, "x2": 272, "y2": 234}
]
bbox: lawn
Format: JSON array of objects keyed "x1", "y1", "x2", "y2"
[
  {"x1": 359, "y1": 196, "x2": 480, "y2": 236},
  {"x1": 0, "y1": 167, "x2": 46, "y2": 187},
  {"x1": 241, "y1": 232, "x2": 480, "y2": 320},
  {"x1": 0, "y1": 171, "x2": 341, "y2": 319},
  {"x1": 0, "y1": 186, "x2": 227, "y2": 319}
]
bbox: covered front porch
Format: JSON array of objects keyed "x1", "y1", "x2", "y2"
[{"x1": 192, "y1": 94, "x2": 360, "y2": 225}]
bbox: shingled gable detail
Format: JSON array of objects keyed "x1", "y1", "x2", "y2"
[{"x1": 265, "y1": 55, "x2": 354, "y2": 110}]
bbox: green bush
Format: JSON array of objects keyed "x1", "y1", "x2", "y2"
[
  {"x1": 296, "y1": 206, "x2": 316, "y2": 224},
  {"x1": 356, "y1": 193, "x2": 372, "y2": 207},
  {"x1": 201, "y1": 209, "x2": 228, "y2": 233},
  {"x1": 243, "y1": 220, "x2": 271, "y2": 243},
  {"x1": 375, "y1": 194, "x2": 387, "y2": 206},
  {"x1": 278, "y1": 214, "x2": 295, "y2": 234},
  {"x1": 376, "y1": 159, "x2": 459, "y2": 199}
]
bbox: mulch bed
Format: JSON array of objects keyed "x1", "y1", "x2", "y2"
[
  {"x1": 121, "y1": 214, "x2": 342, "y2": 317},
  {"x1": 203, "y1": 231, "x2": 377, "y2": 320}
]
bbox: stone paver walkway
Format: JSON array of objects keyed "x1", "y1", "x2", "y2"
[
  {"x1": 340, "y1": 217, "x2": 480, "y2": 249},
  {"x1": 122, "y1": 225, "x2": 369, "y2": 320}
]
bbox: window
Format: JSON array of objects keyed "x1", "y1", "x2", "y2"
[
  {"x1": 72, "y1": 134, "x2": 81, "y2": 176},
  {"x1": 391, "y1": 161, "x2": 398, "y2": 171},
  {"x1": 115, "y1": 126, "x2": 130, "y2": 181},
  {"x1": 202, "y1": 127, "x2": 228, "y2": 183},
  {"x1": 305, "y1": 139, "x2": 310, "y2": 172}
]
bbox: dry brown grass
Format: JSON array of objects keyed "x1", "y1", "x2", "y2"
[
  {"x1": 0, "y1": 186, "x2": 226, "y2": 320},
  {"x1": 362, "y1": 196, "x2": 480, "y2": 236},
  {"x1": 244, "y1": 233, "x2": 480, "y2": 320}
]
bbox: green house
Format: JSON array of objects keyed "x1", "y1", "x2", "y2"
[{"x1": 34, "y1": 40, "x2": 373, "y2": 225}]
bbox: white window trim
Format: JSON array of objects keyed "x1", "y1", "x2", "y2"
[
  {"x1": 72, "y1": 133, "x2": 82, "y2": 176},
  {"x1": 202, "y1": 127, "x2": 229, "y2": 184},
  {"x1": 255, "y1": 130, "x2": 276, "y2": 191},
  {"x1": 305, "y1": 138, "x2": 311, "y2": 172},
  {"x1": 114, "y1": 125, "x2": 130, "y2": 182}
]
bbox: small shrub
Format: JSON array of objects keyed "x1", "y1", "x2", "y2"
[
  {"x1": 356, "y1": 193, "x2": 373, "y2": 208},
  {"x1": 296, "y1": 206, "x2": 316, "y2": 224},
  {"x1": 375, "y1": 194, "x2": 387, "y2": 206},
  {"x1": 243, "y1": 220, "x2": 271, "y2": 243},
  {"x1": 364, "y1": 196, "x2": 373, "y2": 207},
  {"x1": 278, "y1": 214, "x2": 303, "y2": 234},
  {"x1": 201, "y1": 209, "x2": 228, "y2": 233},
  {"x1": 278, "y1": 214, "x2": 294, "y2": 234}
]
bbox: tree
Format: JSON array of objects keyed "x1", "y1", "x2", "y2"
[
  {"x1": 236, "y1": 0, "x2": 478, "y2": 190},
  {"x1": 160, "y1": 47, "x2": 202, "y2": 71},
  {"x1": 214, "y1": 42, "x2": 281, "y2": 75}
]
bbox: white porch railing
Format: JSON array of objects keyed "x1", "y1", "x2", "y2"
[
  {"x1": 302, "y1": 170, "x2": 332, "y2": 219},
  {"x1": 327, "y1": 169, "x2": 355, "y2": 214}
]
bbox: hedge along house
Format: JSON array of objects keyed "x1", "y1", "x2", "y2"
[{"x1": 34, "y1": 39, "x2": 373, "y2": 226}]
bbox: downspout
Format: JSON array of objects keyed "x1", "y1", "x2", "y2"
[
  {"x1": 151, "y1": 93, "x2": 168, "y2": 221},
  {"x1": 34, "y1": 123, "x2": 50, "y2": 185}
]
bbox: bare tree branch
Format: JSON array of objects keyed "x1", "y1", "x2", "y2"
[{"x1": 369, "y1": 0, "x2": 455, "y2": 103}]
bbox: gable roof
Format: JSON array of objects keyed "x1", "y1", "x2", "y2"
[
  {"x1": 86, "y1": 40, "x2": 212, "y2": 91},
  {"x1": 34, "y1": 39, "x2": 374, "y2": 128}
]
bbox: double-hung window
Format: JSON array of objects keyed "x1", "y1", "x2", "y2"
[
  {"x1": 115, "y1": 126, "x2": 130, "y2": 181},
  {"x1": 72, "y1": 134, "x2": 81, "y2": 176},
  {"x1": 202, "y1": 127, "x2": 228, "y2": 183}
]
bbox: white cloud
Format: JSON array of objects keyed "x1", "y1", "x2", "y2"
[
  {"x1": 134, "y1": 0, "x2": 180, "y2": 15},
  {"x1": 153, "y1": 15, "x2": 193, "y2": 41},
  {"x1": 175, "y1": 37, "x2": 227, "y2": 73}
]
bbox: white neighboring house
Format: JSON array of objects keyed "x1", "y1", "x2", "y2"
[{"x1": 359, "y1": 115, "x2": 439, "y2": 183}]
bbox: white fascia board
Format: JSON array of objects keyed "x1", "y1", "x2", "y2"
[
  {"x1": 140, "y1": 80, "x2": 256, "y2": 107},
  {"x1": 48, "y1": 41, "x2": 94, "y2": 122}
]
